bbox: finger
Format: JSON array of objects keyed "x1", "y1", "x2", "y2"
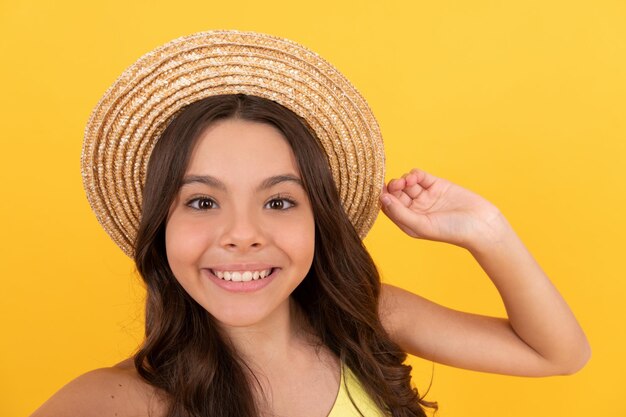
[
  {"x1": 410, "y1": 168, "x2": 438, "y2": 189},
  {"x1": 389, "y1": 173, "x2": 425, "y2": 200},
  {"x1": 380, "y1": 192, "x2": 428, "y2": 235},
  {"x1": 404, "y1": 172, "x2": 419, "y2": 186},
  {"x1": 403, "y1": 182, "x2": 425, "y2": 200},
  {"x1": 388, "y1": 179, "x2": 415, "y2": 206},
  {"x1": 390, "y1": 189, "x2": 412, "y2": 207},
  {"x1": 386, "y1": 177, "x2": 406, "y2": 193}
]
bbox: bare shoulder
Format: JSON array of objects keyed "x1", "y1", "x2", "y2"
[{"x1": 30, "y1": 358, "x2": 167, "y2": 417}]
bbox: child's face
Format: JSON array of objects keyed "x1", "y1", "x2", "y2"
[{"x1": 165, "y1": 118, "x2": 315, "y2": 329}]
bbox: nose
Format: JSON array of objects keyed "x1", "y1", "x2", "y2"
[{"x1": 219, "y1": 208, "x2": 265, "y2": 251}]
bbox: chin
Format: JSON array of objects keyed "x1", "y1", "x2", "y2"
[{"x1": 205, "y1": 303, "x2": 277, "y2": 329}]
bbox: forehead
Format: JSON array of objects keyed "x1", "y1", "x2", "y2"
[{"x1": 186, "y1": 118, "x2": 299, "y2": 177}]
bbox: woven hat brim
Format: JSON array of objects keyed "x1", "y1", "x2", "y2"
[{"x1": 82, "y1": 30, "x2": 384, "y2": 257}]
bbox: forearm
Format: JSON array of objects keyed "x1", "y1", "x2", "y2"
[
  {"x1": 380, "y1": 168, "x2": 590, "y2": 375},
  {"x1": 467, "y1": 213, "x2": 591, "y2": 373}
]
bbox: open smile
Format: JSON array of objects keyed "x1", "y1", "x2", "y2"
[
  {"x1": 203, "y1": 267, "x2": 281, "y2": 293},
  {"x1": 209, "y1": 268, "x2": 278, "y2": 282}
]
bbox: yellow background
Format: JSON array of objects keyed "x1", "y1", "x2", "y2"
[{"x1": 1, "y1": 0, "x2": 624, "y2": 415}]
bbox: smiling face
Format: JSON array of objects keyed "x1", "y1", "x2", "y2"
[{"x1": 165, "y1": 118, "x2": 315, "y2": 329}]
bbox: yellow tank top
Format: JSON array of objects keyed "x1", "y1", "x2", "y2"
[{"x1": 327, "y1": 364, "x2": 388, "y2": 417}]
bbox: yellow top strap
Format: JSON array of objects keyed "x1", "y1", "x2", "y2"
[{"x1": 327, "y1": 364, "x2": 388, "y2": 417}]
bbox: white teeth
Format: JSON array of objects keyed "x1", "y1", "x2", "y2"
[{"x1": 213, "y1": 269, "x2": 273, "y2": 281}]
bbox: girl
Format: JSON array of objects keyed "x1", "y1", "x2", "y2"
[{"x1": 32, "y1": 31, "x2": 589, "y2": 417}]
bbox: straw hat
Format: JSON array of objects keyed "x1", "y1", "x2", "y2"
[{"x1": 82, "y1": 30, "x2": 385, "y2": 258}]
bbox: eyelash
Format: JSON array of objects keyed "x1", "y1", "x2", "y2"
[
  {"x1": 185, "y1": 196, "x2": 218, "y2": 211},
  {"x1": 265, "y1": 196, "x2": 297, "y2": 210},
  {"x1": 185, "y1": 195, "x2": 297, "y2": 211}
]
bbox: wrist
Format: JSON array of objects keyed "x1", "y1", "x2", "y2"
[{"x1": 464, "y1": 211, "x2": 516, "y2": 255}]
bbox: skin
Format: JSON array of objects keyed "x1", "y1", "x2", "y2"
[
  {"x1": 165, "y1": 119, "x2": 338, "y2": 416},
  {"x1": 30, "y1": 121, "x2": 590, "y2": 417},
  {"x1": 379, "y1": 169, "x2": 590, "y2": 376},
  {"x1": 165, "y1": 118, "x2": 316, "y2": 333}
]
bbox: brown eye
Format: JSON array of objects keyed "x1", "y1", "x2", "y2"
[
  {"x1": 187, "y1": 197, "x2": 218, "y2": 210},
  {"x1": 265, "y1": 198, "x2": 295, "y2": 210},
  {"x1": 269, "y1": 200, "x2": 284, "y2": 209}
]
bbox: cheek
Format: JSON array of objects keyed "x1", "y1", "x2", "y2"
[
  {"x1": 165, "y1": 216, "x2": 212, "y2": 273},
  {"x1": 279, "y1": 215, "x2": 316, "y2": 267}
]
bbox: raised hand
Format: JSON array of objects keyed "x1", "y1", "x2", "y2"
[{"x1": 380, "y1": 168, "x2": 506, "y2": 250}]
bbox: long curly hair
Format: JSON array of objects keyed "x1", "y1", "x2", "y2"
[{"x1": 132, "y1": 94, "x2": 435, "y2": 416}]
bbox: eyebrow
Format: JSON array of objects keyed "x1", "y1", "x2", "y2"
[{"x1": 181, "y1": 174, "x2": 304, "y2": 191}]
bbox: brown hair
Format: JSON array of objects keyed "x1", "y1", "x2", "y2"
[{"x1": 133, "y1": 94, "x2": 436, "y2": 416}]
